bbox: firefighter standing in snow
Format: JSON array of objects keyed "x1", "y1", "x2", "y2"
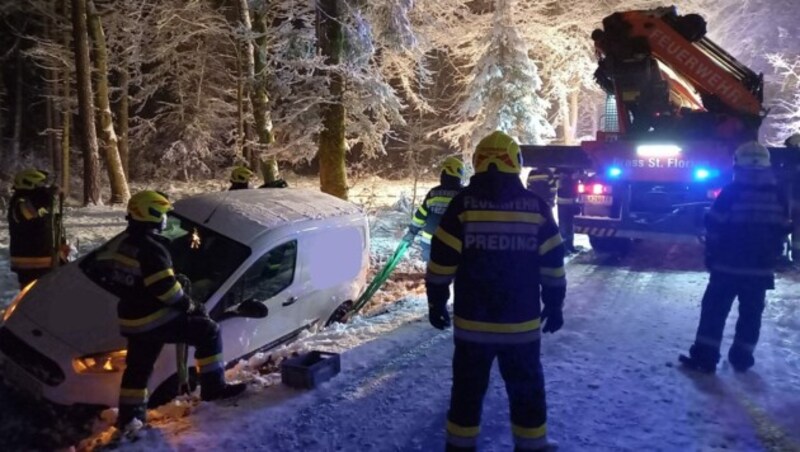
[
  {"x1": 404, "y1": 157, "x2": 465, "y2": 261},
  {"x1": 7, "y1": 169, "x2": 63, "y2": 288},
  {"x1": 555, "y1": 170, "x2": 581, "y2": 254},
  {"x1": 426, "y1": 131, "x2": 565, "y2": 451},
  {"x1": 681, "y1": 142, "x2": 790, "y2": 373},
  {"x1": 229, "y1": 166, "x2": 255, "y2": 190},
  {"x1": 90, "y1": 191, "x2": 245, "y2": 429}
]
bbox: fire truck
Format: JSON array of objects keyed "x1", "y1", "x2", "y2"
[{"x1": 521, "y1": 6, "x2": 800, "y2": 252}]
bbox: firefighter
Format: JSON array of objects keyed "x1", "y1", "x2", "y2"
[
  {"x1": 426, "y1": 131, "x2": 565, "y2": 451},
  {"x1": 403, "y1": 156, "x2": 465, "y2": 262},
  {"x1": 7, "y1": 169, "x2": 62, "y2": 288},
  {"x1": 555, "y1": 169, "x2": 581, "y2": 254},
  {"x1": 526, "y1": 167, "x2": 556, "y2": 207},
  {"x1": 680, "y1": 142, "x2": 790, "y2": 373},
  {"x1": 93, "y1": 191, "x2": 246, "y2": 431},
  {"x1": 785, "y1": 133, "x2": 800, "y2": 263},
  {"x1": 229, "y1": 166, "x2": 255, "y2": 190}
]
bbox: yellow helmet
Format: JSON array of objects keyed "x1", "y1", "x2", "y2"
[
  {"x1": 127, "y1": 191, "x2": 173, "y2": 223},
  {"x1": 734, "y1": 141, "x2": 770, "y2": 168},
  {"x1": 230, "y1": 166, "x2": 255, "y2": 184},
  {"x1": 441, "y1": 157, "x2": 465, "y2": 178},
  {"x1": 14, "y1": 169, "x2": 48, "y2": 190},
  {"x1": 472, "y1": 131, "x2": 522, "y2": 174}
]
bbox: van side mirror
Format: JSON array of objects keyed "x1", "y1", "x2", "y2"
[{"x1": 236, "y1": 298, "x2": 269, "y2": 319}]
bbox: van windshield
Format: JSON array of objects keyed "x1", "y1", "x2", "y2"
[
  {"x1": 161, "y1": 213, "x2": 251, "y2": 303},
  {"x1": 80, "y1": 213, "x2": 250, "y2": 304}
]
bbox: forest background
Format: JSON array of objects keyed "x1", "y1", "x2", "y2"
[{"x1": 0, "y1": 0, "x2": 798, "y2": 203}]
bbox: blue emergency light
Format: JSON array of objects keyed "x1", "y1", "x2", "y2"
[
  {"x1": 693, "y1": 167, "x2": 718, "y2": 181},
  {"x1": 607, "y1": 166, "x2": 623, "y2": 178}
]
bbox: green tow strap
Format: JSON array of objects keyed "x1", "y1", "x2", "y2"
[{"x1": 350, "y1": 240, "x2": 411, "y2": 316}]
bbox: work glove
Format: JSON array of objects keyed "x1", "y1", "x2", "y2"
[
  {"x1": 426, "y1": 284, "x2": 450, "y2": 330},
  {"x1": 541, "y1": 304, "x2": 563, "y2": 334},
  {"x1": 403, "y1": 226, "x2": 420, "y2": 244},
  {"x1": 428, "y1": 302, "x2": 451, "y2": 330},
  {"x1": 188, "y1": 298, "x2": 208, "y2": 317}
]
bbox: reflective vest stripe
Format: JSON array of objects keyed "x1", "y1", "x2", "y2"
[
  {"x1": 434, "y1": 227, "x2": 462, "y2": 253},
  {"x1": 454, "y1": 316, "x2": 540, "y2": 333},
  {"x1": 144, "y1": 268, "x2": 175, "y2": 287},
  {"x1": 10, "y1": 256, "x2": 53, "y2": 269},
  {"x1": 539, "y1": 234, "x2": 563, "y2": 255},
  {"x1": 459, "y1": 210, "x2": 545, "y2": 224}
]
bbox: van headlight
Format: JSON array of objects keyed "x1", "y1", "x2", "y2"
[
  {"x1": 72, "y1": 350, "x2": 128, "y2": 374},
  {"x1": 2, "y1": 280, "x2": 36, "y2": 323}
]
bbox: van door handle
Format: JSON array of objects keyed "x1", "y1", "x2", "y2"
[{"x1": 282, "y1": 296, "x2": 298, "y2": 307}]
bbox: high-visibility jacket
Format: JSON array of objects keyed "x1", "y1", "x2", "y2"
[
  {"x1": 426, "y1": 171, "x2": 566, "y2": 344},
  {"x1": 91, "y1": 226, "x2": 189, "y2": 335},
  {"x1": 705, "y1": 170, "x2": 791, "y2": 288},
  {"x1": 410, "y1": 174, "x2": 462, "y2": 243},
  {"x1": 7, "y1": 188, "x2": 56, "y2": 271}
]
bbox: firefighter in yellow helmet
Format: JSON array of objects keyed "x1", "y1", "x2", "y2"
[
  {"x1": 7, "y1": 169, "x2": 64, "y2": 288},
  {"x1": 680, "y1": 142, "x2": 790, "y2": 373},
  {"x1": 88, "y1": 191, "x2": 246, "y2": 431},
  {"x1": 425, "y1": 131, "x2": 564, "y2": 451},
  {"x1": 229, "y1": 166, "x2": 255, "y2": 190},
  {"x1": 403, "y1": 156, "x2": 465, "y2": 261}
]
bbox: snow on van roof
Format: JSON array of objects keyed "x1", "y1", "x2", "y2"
[{"x1": 173, "y1": 188, "x2": 362, "y2": 245}]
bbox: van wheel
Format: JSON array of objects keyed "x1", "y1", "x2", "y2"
[
  {"x1": 588, "y1": 236, "x2": 632, "y2": 255},
  {"x1": 148, "y1": 369, "x2": 198, "y2": 408},
  {"x1": 326, "y1": 301, "x2": 353, "y2": 326}
]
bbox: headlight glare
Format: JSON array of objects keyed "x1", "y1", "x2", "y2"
[{"x1": 72, "y1": 350, "x2": 128, "y2": 374}]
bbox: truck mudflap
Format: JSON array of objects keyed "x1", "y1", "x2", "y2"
[{"x1": 575, "y1": 215, "x2": 704, "y2": 243}]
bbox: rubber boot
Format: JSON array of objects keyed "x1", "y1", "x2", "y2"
[{"x1": 201, "y1": 382, "x2": 247, "y2": 401}]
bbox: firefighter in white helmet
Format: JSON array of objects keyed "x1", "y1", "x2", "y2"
[{"x1": 680, "y1": 142, "x2": 790, "y2": 373}]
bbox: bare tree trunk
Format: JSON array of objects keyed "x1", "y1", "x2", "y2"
[
  {"x1": 316, "y1": 0, "x2": 348, "y2": 200},
  {"x1": 72, "y1": 0, "x2": 101, "y2": 205},
  {"x1": 60, "y1": 0, "x2": 71, "y2": 198},
  {"x1": 117, "y1": 59, "x2": 130, "y2": 179},
  {"x1": 249, "y1": 5, "x2": 278, "y2": 183},
  {"x1": 12, "y1": 47, "x2": 23, "y2": 164},
  {"x1": 88, "y1": 0, "x2": 129, "y2": 204}
]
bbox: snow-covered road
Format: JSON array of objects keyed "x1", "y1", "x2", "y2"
[{"x1": 102, "y1": 241, "x2": 800, "y2": 452}]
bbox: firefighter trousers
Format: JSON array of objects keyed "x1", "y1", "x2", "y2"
[
  {"x1": 117, "y1": 314, "x2": 225, "y2": 427},
  {"x1": 690, "y1": 275, "x2": 766, "y2": 370},
  {"x1": 446, "y1": 339, "x2": 548, "y2": 452},
  {"x1": 13, "y1": 268, "x2": 50, "y2": 289}
]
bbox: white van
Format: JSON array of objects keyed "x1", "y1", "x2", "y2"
[{"x1": 0, "y1": 189, "x2": 369, "y2": 408}]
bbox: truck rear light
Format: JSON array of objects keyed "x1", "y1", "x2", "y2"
[
  {"x1": 577, "y1": 183, "x2": 585, "y2": 194},
  {"x1": 707, "y1": 188, "x2": 722, "y2": 199},
  {"x1": 591, "y1": 183, "x2": 613, "y2": 195}
]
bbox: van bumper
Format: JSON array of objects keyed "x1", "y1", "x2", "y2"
[{"x1": 0, "y1": 313, "x2": 120, "y2": 408}]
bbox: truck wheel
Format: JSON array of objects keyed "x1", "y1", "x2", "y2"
[
  {"x1": 588, "y1": 236, "x2": 632, "y2": 254},
  {"x1": 326, "y1": 301, "x2": 353, "y2": 326}
]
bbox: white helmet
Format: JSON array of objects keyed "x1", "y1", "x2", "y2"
[{"x1": 734, "y1": 141, "x2": 770, "y2": 169}]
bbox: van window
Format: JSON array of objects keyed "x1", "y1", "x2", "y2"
[
  {"x1": 218, "y1": 240, "x2": 297, "y2": 312},
  {"x1": 306, "y1": 227, "x2": 363, "y2": 290},
  {"x1": 80, "y1": 213, "x2": 250, "y2": 304}
]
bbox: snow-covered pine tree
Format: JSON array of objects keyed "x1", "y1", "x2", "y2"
[{"x1": 444, "y1": 0, "x2": 554, "y2": 150}]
